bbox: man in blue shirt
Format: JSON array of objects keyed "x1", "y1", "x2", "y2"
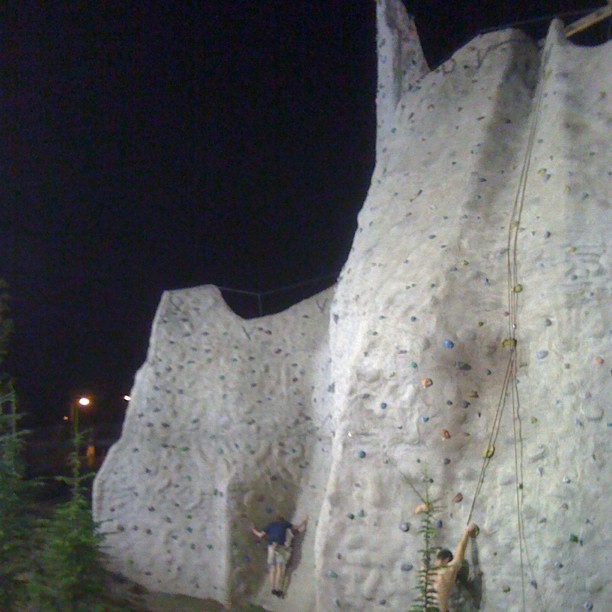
[{"x1": 251, "y1": 515, "x2": 308, "y2": 597}]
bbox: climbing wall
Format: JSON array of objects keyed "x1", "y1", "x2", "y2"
[
  {"x1": 317, "y1": 7, "x2": 611, "y2": 612},
  {"x1": 93, "y1": 286, "x2": 334, "y2": 608},
  {"x1": 95, "y1": 1, "x2": 610, "y2": 610}
]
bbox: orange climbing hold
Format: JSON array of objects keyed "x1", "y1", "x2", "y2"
[
  {"x1": 422, "y1": 378, "x2": 433, "y2": 388},
  {"x1": 594, "y1": 356, "x2": 604, "y2": 365},
  {"x1": 441, "y1": 429, "x2": 451, "y2": 439}
]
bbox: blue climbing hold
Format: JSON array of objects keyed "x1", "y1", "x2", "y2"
[
  {"x1": 420, "y1": 416, "x2": 430, "y2": 423},
  {"x1": 584, "y1": 602, "x2": 593, "y2": 610},
  {"x1": 357, "y1": 450, "x2": 366, "y2": 459},
  {"x1": 443, "y1": 339, "x2": 455, "y2": 349},
  {"x1": 380, "y1": 402, "x2": 388, "y2": 409},
  {"x1": 435, "y1": 519, "x2": 443, "y2": 528},
  {"x1": 536, "y1": 350, "x2": 549, "y2": 359},
  {"x1": 401, "y1": 562, "x2": 414, "y2": 572}
]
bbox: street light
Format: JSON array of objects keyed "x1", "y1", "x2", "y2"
[{"x1": 69, "y1": 396, "x2": 92, "y2": 427}]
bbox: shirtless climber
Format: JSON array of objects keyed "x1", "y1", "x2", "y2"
[
  {"x1": 430, "y1": 522, "x2": 479, "y2": 612},
  {"x1": 251, "y1": 515, "x2": 308, "y2": 598}
]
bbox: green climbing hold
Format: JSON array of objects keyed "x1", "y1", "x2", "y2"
[
  {"x1": 327, "y1": 570, "x2": 338, "y2": 579},
  {"x1": 569, "y1": 534, "x2": 579, "y2": 543},
  {"x1": 513, "y1": 284, "x2": 523, "y2": 293}
]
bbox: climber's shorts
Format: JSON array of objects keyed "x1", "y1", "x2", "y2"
[{"x1": 267, "y1": 543, "x2": 291, "y2": 567}]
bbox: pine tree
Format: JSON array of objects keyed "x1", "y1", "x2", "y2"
[
  {"x1": 406, "y1": 476, "x2": 441, "y2": 612},
  {"x1": 27, "y1": 415, "x2": 125, "y2": 611},
  {"x1": 0, "y1": 382, "x2": 37, "y2": 609},
  {"x1": 0, "y1": 283, "x2": 36, "y2": 609}
]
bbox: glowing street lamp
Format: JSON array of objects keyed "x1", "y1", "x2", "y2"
[{"x1": 69, "y1": 396, "x2": 92, "y2": 426}]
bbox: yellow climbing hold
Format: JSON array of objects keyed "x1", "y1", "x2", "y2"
[
  {"x1": 501, "y1": 338, "x2": 517, "y2": 348},
  {"x1": 468, "y1": 390, "x2": 479, "y2": 398},
  {"x1": 530, "y1": 416, "x2": 538, "y2": 424},
  {"x1": 513, "y1": 284, "x2": 523, "y2": 293},
  {"x1": 482, "y1": 446, "x2": 495, "y2": 459}
]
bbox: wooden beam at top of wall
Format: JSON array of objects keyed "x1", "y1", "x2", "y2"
[{"x1": 564, "y1": 2, "x2": 612, "y2": 37}]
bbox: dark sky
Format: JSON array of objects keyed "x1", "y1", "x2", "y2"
[{"x1": 2, "y1": 1, "x2": 608, "y2": 426}]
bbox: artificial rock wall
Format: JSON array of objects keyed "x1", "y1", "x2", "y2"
[{"x1": 94, "y1": 1, "x2": 611, "y2": 610}]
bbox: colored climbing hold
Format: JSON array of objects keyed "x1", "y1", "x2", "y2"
[
  {"x1": 422, "y1": 378, "x2": 433, "y2": 388},
  {"x1": 502, "y1": 585, "x2": 511, "y2": 593},
  {"x1": 452, "y1": 493, "x2": 463, "y2": 503},
  {"x1": 411, "y1": 362, "x2": 418, "y2": 369},
  {"x1": 501, "y1": 338, "x2": 517, "y2": 348},
  {"x1": 536, "y1": 350, "x2": 549, "y2": 359},
  {"x1": 380, "y1": 402, "x2": 388, "y2": 409},
  {"x1": 468, "y1": 390, "x2": 479, "y2": 398},
  {"x1": 454, "y1": 361, "x2": 471, "y2": 371},
  {"x1": 441, "y1": 430, "x2": 451, "y2": 439},
  {"x1": 420, "y1": 415, "x2": 430, "y2": 423},
  {"x1": 401, "y1": 562, "x2": 414, "y2": 572},
  {"x1": 530, "y1": 579, "x2": 538, "y2": 588},
  {"x1": 584, "y1": 601, "x2": 593, "y2": 610},
  {"x1": 347, "y1": 513, "x2": 355, "y2": 520},
  {"x1": 482, "y1": 446, "x2": 495, "y2": 459},
  {"x1": 443, "y1": 339, "x2": 455, "y2": 349},
  {"x1": 434, "y1": 519, "x2": 443, "y2": 529},
  {"x1": 531, "y1": 416, "x2": 538, "y2": 424},
  {"x1": 513, "y1": 284, "x2": 523, "y2": 293},
  {"x1": 594, "y1": 356, "x2": 604, "y2": 365},
  {"x1": 569, "y1": 534, "x2": 579, "y2": 543},
  {"x1": 357, "y1": 450, "x2": 366, "y2": 459},
  {"x1": 443, "y1": 457, "x2": 451, "y2": 465},
  {"x1": 327, "y1": 570, "x2": 338, "y2": 579},
  {"x1": 400, "y1": 521, "x2": 410, "y2": 532}
]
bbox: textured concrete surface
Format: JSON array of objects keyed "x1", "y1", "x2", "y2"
[{"x1": 95, "y1": 1, "x2": 610, "y2": 610}]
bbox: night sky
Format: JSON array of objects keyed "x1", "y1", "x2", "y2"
[{"x1": 2, "y1": 1, "x2": 607, "y2": 426}]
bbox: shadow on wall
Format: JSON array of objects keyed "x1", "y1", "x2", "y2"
[{"x1": 227, "y1": 473, "x2": 299, "y2": 602}]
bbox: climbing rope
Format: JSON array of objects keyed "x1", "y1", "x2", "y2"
[{"x1": 466, "y1": 44, "x2": 552, "y2": 611}]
